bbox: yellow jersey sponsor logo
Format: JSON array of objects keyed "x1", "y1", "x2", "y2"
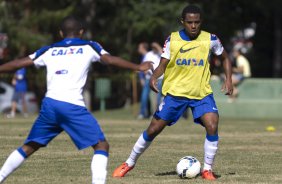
[
  {"x1": 179, "y1": 46, "x2": 199, "y2": 53},
  {"x1": 176, "y1": 58, "x2": 204, "y2": 66}
]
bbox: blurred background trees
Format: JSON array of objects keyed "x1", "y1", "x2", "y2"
[
  {"x1": 0, "y1": 0, "x2": 281, "y2": 109},
  {"x1": 0, "y1": 0, "x2": 281, "y2": 77}
]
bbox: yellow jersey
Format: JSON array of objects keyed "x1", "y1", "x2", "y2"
[{"x1": 162, "y1": 30, "x2": 212, "y2": 99}]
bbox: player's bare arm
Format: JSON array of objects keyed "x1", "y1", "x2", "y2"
[
  {"x1": 150, "y1": 57, "x2": 169, "y2": 93},
  {"x1": 100, "y1": 54, "x2": 153, "y2": 72},
  {"x1": 219, "y1": 50, "x2": 233, "y2": 95},
  {"x1": 0, "y1": 57, "x2": 34, "y2": 73}
]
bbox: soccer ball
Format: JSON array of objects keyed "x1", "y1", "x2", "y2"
[{"x1": 176, "y1": 156, "x2": 201, "y2": 179}]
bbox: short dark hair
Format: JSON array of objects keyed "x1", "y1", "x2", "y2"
[
  {"x1": 60, "y1": 16, "x2": 84, "y2": 37},
  {"x1": 181, "y1": 5, "x2": 202, "y2": 19}
]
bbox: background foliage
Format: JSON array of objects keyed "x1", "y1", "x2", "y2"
[
  {"x1": 0, "y1": 0, "x2": 281, "y2": 108},
  {"x1": 1, "y1": 0, "x2": 281, "y2": 77}
]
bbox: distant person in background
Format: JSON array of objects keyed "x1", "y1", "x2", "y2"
[
  {"x1": 7, "y1": 68, "x2": 28, "y2": 118},
  {"x1": 229, "y1": 49, "x2": 251, "y2": 102},
  {"x1": 149, "y1": 42, "x2": 163, "y2": 113},
  {"x1": 210, "y1": 56, "x2": 223, "y2": 80},
  {"x1": 137, "y1": 42, "x2": 162, "y2": 119},
  {"x1": 137, "y1": 42, "x2": 150, "y2": 119}
]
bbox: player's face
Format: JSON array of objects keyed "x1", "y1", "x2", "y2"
[{"x1": 182, "y1": 13, "x2": 201, "y2": 39}]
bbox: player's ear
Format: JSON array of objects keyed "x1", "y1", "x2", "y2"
[
  {"x1": 79, "y1": 29, "x2": 84, "y2": 36},
  {"x1": 180, "y1": 18, "x2": 184, "y2": 24},
  {"x1": 59, "y1": 30, "x2": 64, "y2": 38}
]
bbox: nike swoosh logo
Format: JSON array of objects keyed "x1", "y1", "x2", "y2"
[{"x1": 179, "y1": 46, "x2": 199, "y2": 53}]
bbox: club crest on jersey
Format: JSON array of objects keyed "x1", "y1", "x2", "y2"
[
  {"x1": 51, "y1": 48, "x2": 83, "y2": 56},
  {"x1": 176, "y1": 58, "x2": 204, "y2": 66},
  {"x1": 55, "y1": 70, "x2": 68, "y2": 74}
]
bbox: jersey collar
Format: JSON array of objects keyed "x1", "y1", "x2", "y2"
[
  {"x1": 62, "y1": 38, "x2": 82, "y2": 42},
  {"x1": 179, "y1": 29, "x2": 191, "y2": 41}
]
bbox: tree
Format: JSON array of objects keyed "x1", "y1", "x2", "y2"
[
  {"x1": 199, "y1": 0, "x2": 282, "y2": 77},
  {"x1": 0, "y1": 0, "x2": 80, "y2": 105}
]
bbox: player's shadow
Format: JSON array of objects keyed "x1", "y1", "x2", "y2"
[
  {"x1": 154, "y1": 170, "x2": 233, "y2": 179},
  {"x1": 155, "y1": 171, "x2": 177, "y2": 176}
]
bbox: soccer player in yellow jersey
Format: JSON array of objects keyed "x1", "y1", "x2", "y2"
[{"x1": 113, "y1": 5, "x2": 233, "y2": 180}]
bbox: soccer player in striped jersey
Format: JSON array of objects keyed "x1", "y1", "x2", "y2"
[
  {"x1": 0, "y1": 16, "x2": 152, "y2": 184},
  {"x1": 113, "y1": 5, "x2": 233, "y2": 180}
]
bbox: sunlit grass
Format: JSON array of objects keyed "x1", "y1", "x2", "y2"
[{"x1": 0, "y1": 110, "x2": 282, "y2": 184}]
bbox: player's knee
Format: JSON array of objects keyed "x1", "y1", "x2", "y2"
[
  {"x1": 147, "y1": 125, "x2": 163, "y2": 139},
  {"x1": 205, "y1": 122, "x2": 218, "y2": 135},
  {"x1": 103, "y1": 141, "x2": 110, "y2": 151},
  {"x1": 147, "y1": 118, "x2": 167, "y2": 136},
  {"x1": 93, "y1": 140, "x2": 109, "y2": 152},
  {"x1": 22, "y1": 142, "x2": 42, "y2": 157}
]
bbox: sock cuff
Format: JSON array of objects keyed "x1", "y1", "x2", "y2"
[
  {"x1": 94, "y1": 150, "x2": 109, "y2": 157},
  {"x1": 206, "y1": 134, "x2": 219, "y2": 142},
  {"x1": 17, "y1": 147, "x2": 28, "y2": 158},
  {"x1": 142, "y1": 131, "x2": 153, "y2": 142}
]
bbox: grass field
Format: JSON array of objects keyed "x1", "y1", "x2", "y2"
[{"x1": 0, "y1": 108, "x2": 282, "y2": 184}]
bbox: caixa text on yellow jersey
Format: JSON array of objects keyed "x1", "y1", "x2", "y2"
[{"x1": 176, "y1": 58, "x2": 204, "y2": 66}]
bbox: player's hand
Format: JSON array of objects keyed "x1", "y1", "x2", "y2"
[
  {"x1": 138, "y1": 61, "x2": 153, "y2": 72},
  {"x1": 221, "y1": 79, "x2": 233, "y2": 95},
  {"x1": 150, "y1": 77, "x2": 159, "y2": 93}
]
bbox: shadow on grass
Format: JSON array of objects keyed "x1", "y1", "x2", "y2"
[
  {"x1": 155, "y1": 171, "x2": 177, "y2": 176},
  {"x1": 154, "y1": 170, "x2": 236, "y2": 179}
]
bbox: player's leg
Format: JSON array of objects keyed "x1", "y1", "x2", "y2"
[
  {"x1": 0, "y1": 132, "x2": 59, "y2": 183},
  {"x1": 57, "y1": 101, "x2": 109, "y2": 184},
  {"x1": 113, "y1": 95, "x2": 187, "y2": 178},
  {"x1": 201, "y1": 112, "x2": 219, "y2": 180},
  {"x1": 0, "y1": 97, "x2": 61, "y2": 183},
  {"x1": 127, "y1": 117, "x2": 167, "y2": 166},
  {"x1": 138, "y1": 78, "x2": 150, "y2": 119},
  {"x1": 91, "y1": 141, "x2": 109, "y2": 184},
  {"x1": 190, "y1": 94, "x2": 219, "y2": 180},
  {"x1": 201, "y1": 113, "x2": 219, "y2": 169},
  {"x1": 0, "y1": 142, "x2": 43, "y2": 183},
  {"x1": 112, "y1": 117, "x2": 168, "y2": 177},
  {"x1": 10, "y1": 101, "x2": 17, "y2": 117},
  {"x1": 229, "y1": 74, "x2": 241, "y2": 102},
  {"x1": 7, "y1": 93, "x2": 18, "y2": 118},
  {"x1": 21, "y1": 92, "x2": 28, "y2": 117}
]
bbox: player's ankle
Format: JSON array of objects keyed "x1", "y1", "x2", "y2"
[
  {"x1": 125, "y1": 161, "x2": 135, "y2": 167},
  {"x1": 203, "y1": 163, "x2": 212, "y2": 171}
]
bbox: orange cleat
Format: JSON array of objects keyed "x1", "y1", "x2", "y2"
[
  {"x1": 112, "y1": 162, "x2": 134, "y2": 177},
  {"x1": 201, "y1": 170, "x2": 216, "y2": 180}
]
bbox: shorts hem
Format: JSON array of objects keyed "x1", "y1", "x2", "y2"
[{"x1": 24, "y1": 140, "x2": 47, "y2": 147}]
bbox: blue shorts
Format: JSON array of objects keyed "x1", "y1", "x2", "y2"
[
  {"x1": 24, "y1": 97, "x2": 106, "y2": 150},
  {"x1": 233, "y1": 73, "x2": 244, "y2": 82},
  {"x1": 12, "y1": 92, "x2": 26, "y2": 102},
  {"x1": 154, "y1": 94, "x2": 218, "y2": 126}
]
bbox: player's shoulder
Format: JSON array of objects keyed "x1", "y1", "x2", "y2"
[
  {"x1": 88, "y1": 40, "x2": 103, "y2": 49},
  {"x1": 165, "y1": 35, "x2": 171, "y2": 42},
  {"x1": 200, "y1": 30, "x2": 220, "y2": 41},
  {"x1": 87, "y1": 40, "x2": 106, "y2": 54},
  {"x1": 31, "y1": 45, "x2": 52, "y2": 59}
]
